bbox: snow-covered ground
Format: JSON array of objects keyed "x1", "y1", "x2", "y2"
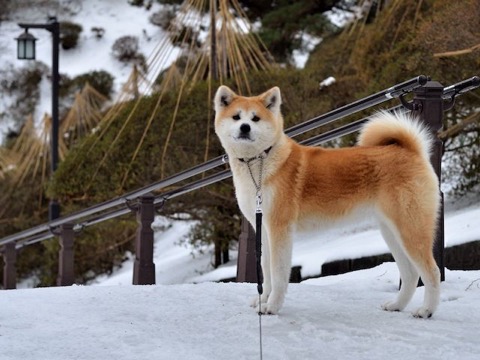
[{"x1": 2, "y1": 263, "x2": 480, "y2": 360}]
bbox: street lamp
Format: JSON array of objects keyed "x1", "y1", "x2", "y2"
[
  {"x1": 16, "y1": 30, "x2": 37, "y2": 60},
  {"x1": 16, "y1": 16, "x2": 60, "y2": 221}
]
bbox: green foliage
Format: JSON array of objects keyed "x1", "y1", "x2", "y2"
[
  {"x1": 257, "y1": 0, "x2": 340, "y2": 62},
  {"x1": 63, "y1": 70, "x2": 115, "y2": 99},
  {"x1": 60, "y1": 21, "x2": 83, "y2": 50}
]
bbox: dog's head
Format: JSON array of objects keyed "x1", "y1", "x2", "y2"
[{"x1": 214, "y1": 86, "x2": 283, "y2": 159}]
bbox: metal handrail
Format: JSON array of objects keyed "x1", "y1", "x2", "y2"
[{"x1": 2, "y1": 75, "x2": 479, "y2": 250}]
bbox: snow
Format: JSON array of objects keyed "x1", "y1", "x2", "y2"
[
  {"x1": 291, "y1": 32, "x2": 322, "y2": 69},
  {"x1": 6, "y1": 192, "x2": 478, "y2": 360},
  {"x1": 2, "y1": 263, "x2": 480, "y2": 360},
  {"x1": 319, "y1": 76, "x2": 336, "y2": 89}
]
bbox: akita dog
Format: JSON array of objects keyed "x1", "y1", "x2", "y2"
[{"x1": 214, "y1": 85, "x2": 441, "y2": 318}]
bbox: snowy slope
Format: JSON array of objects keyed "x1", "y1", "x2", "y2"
[{"x1": 2, "y1": 263, "x2": 480, "y2": 360}]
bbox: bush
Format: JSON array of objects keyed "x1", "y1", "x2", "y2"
[
  {"x1": 70, "y1": 70, "x2": 115, "y2": 99},
  {"x1": 112, "y1": 36, "x2": 140, "y2": 62},
  {"x1": 60, "y1": 21, "x2": 83, "y2": 50},
  {"x1": 149, "y1": 8, "x2": 176, "y2": 30}
]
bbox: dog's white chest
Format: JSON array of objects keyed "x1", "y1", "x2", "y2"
[{"x1": 231, "y1": 164, "x2": 272, "y2": 222}]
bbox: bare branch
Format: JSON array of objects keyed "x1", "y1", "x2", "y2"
[{"x1": 433, "y1": 43, "x2": 480, "y2": 58}]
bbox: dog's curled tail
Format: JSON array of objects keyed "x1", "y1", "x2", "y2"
[{"x1": 358, "y1": 110, "x2": 433, "y2": 160}]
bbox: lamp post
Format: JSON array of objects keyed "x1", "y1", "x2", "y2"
[{"x1": 16, "y1": 16, "x2": 60, "y2": 221}]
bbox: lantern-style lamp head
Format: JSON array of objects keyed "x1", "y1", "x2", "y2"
[{"x1": 16, "y1": 29, "x2": 37, "y2": 60}]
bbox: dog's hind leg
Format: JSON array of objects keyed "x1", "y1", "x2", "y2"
[
  {"x1": 401, "y1": 228, "x2": 441, "y2": 318},
  {"x1": 380, "y1": 209, "x2": 440, "y2": 318},
  {"x1": 379, "y1": 221, "x2": 419, "y2": 312}
]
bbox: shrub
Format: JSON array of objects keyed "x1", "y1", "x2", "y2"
[
  {"x1": 71, "y1": 70, "x2": 115, "y2": 99},
  {"x1": 112, "y1": 35, "x2": 140, "y2": 62},
  {"x1": 60, "y1": 21, "x2": 83, "y2": 50},
  {"x1": 149, "y1": 8, "x2": 176, "y2": 30}
]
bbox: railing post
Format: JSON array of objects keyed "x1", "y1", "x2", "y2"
[
  {"x1": 57, "y1": 223, "x2": 75, "y2": 286},
  {"x1": 3, "y1": 243, "x2": 17, "y2": 289},
  {"x1": 236, "y1": 217, "x2": 257, "y2": 283},
  {"x1": 412, "y1": 80, "x2": 445, "y2": 281},
  {"x1": 133, "y1": 193, "x2": 156, "y2": 285}
]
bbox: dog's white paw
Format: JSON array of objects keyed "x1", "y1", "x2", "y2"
[
  {"x1": 381, "y1": 300, "x2": 402, "y2": 312},
  {"x1": 258, "y1": 301, "x2": 280, "y2": 315},
  {"x1": 257, "y1": 294, "x2": 284, "y2": 315},
  {"x1": 412, "y1": 307, "x2": 433, "y2": 319},
  {"x1": 250, "y1": 293, "x2": 268, "y2": 309}
]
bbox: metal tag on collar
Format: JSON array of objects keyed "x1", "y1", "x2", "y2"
[{"x1": 256, "y1": 193, "x2": 263, "y2": 213}]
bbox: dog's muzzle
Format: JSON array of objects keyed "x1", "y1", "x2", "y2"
[{"x1": 238, "y1": 123, "x2": 251, "y2": 140}]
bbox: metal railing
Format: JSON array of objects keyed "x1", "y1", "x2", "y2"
[{"x1": 1, "y1": 75, "x2": 479, "y2": 289}]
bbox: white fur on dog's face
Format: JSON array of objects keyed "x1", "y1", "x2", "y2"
[{"x1": 214, "y1": 86, "x2": 284, "y2": 159}]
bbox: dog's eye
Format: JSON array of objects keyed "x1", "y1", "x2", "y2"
[
  {"x1": 232, "y1": 114, "x2": 241, "y2": 121},
  {"x1": 252, "y1": 115, "x2": 260, "y2": 122}
]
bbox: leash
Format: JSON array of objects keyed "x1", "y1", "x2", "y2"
[{"x1": 241, "y1": 153, "x2": 266, "y2": 360}]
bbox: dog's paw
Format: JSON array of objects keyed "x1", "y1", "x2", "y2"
[
  {"x1": 381, "y1": 300, "x2": 402, "y2": 312},
  {"x1": 250, "y1": 293, "x2": 268, "y2": 309},
  {"x1": 412, "y1": 307, "x2": 433, "y2": 319},
  {"x1": 258, "y1": 302, "x2": 280, "y2": 315}
]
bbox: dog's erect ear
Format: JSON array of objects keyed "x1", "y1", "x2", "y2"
[
  {"x1": 214, "y1": 86, "x2": 237, "y2": 112},
  {"x1": 260, "y1": 87, "x2": 282, "y2": 114}
]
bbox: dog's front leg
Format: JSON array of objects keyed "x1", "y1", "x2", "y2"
[{"x1": 260, "y1": 226, "x2": 292, "y2": 315}]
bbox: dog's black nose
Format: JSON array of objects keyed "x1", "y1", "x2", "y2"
[{"x1": 240, "y1": 123, "x2": 251, "y2": 134}]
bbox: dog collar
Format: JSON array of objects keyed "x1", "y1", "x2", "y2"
[{"x1": 238, "y1": 146, "x2": 273, "y2": 163}]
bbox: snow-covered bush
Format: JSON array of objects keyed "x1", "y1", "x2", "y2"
[
  {"x1": 149, "y1": 8, "x2": 176, "y2": 30},
  {"x1": 60, "y1": 21, "x2": 83, "y2": 50},
  {"x1": 112, "y1": 35, "x2": 140, "y2": 62}
]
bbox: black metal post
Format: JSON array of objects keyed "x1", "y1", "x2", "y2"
[
  {"x1": 412, "y1": 81, "x2": 446, "y2": 281},
  {"x1": 210, "y1": 0, "x2": 218, "y2": 82},
  {"x1": 236, "y1": 217, "x2": 257, "y2": 282},
  {"x1": 57, "y1": 223, "x2": 75, "y2": 286},
  {"x1": 18, "y1": 17, "x2": 60, "y2": 221},
  {"x1": 49, "y1": 18, "x2": 60, "y2": 221},
  {"x1": 133, "y1": 193, "x2": 156, "y2": 285},
  {"x1": 2, "y1": 243, "x2": 17, "y2": 289}
]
